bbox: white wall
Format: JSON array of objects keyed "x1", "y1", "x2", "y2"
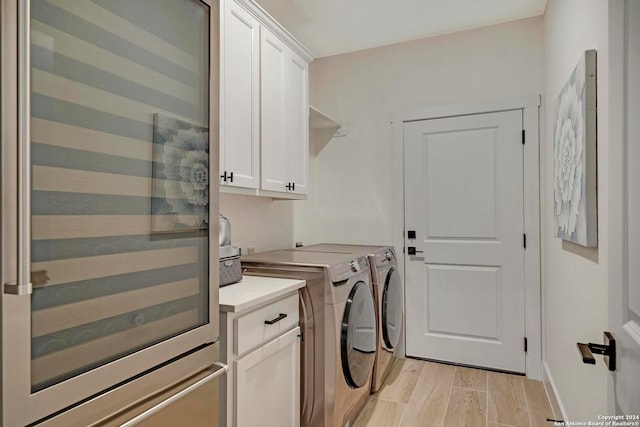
[
  {"x1": 294, "y1": 17, "x2": 543, "y2": 244},
  {"x1": 542, "y1": 0, "x2": 610, "y2": 421},
  {"x1": 294, "y1": 16, "x2": 544, "y2": 246},
  {"x1": 219, "y1": 193, "x2": 294, "y2": 253}
]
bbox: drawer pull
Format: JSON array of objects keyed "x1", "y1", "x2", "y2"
[{"x1": 264, "y1": 313, "x2": 288, "y2": 325}]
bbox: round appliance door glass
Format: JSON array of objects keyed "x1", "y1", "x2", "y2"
[
  {"x1": 341, "y1": 281, "x2": 377, "y2": 389},
  {"x1": 382, "y1": 267, "x2": 403, "y2": 350}
]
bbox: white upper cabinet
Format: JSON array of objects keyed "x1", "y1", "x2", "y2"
[
  {"x1": 261, "y1": 27, "x2": 309, "y2": 195},
  {"x1": 283, "y1": 47, "x2": 309, "y2": 195},
  {"x1": 220, "y1": 1, "x2": 260, "y2": 189},
  {"x1": 260, "y1": 28, "x2": 287, "y2": 192},
  {"x1": 220, "y1": 0, "x2": 312, "y2": 198}
]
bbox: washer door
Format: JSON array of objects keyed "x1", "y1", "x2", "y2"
[
  {"x1": 382, "y1": 267, "x2": 403, "y2": 351},
  {"x1": 341, "y1": 281, "x2": 377, "y2": 389}
]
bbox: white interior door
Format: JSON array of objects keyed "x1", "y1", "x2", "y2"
[
  {"x1": 609, "y1": 0, "x2": 640, "y2": 413},
  {"x1": 404, "y1": 110, "x2": 526, "y2": 372}
]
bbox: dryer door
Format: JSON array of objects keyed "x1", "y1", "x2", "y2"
[
  {"x1": 382, "y1": 267, "x2": 403, "y2": 351},
  {"x1": 341, "y1": 281, "x2": 376, "y2": 389}
]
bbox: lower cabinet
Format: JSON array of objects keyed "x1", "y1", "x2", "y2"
[
  {"x1": 235, "y1": 327, "x2": 300, "y2": 427},
  {"x1": 220, "y1": 289, "x2": 301, "y2": 427}
]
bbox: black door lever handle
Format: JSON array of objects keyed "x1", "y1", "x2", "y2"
[
  {"x1": 407, "y1": 247, "x2": 423, "y2": 256},
  {"x1": 577, "y1": 331, "x2": 616, "y2": 371},
  {"x1": 577, "y1": 343, "x2": 596, "y2": 364}
]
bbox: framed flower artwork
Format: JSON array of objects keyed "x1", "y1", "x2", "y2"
[
  {"x1": 553, "y1": 49, "x2": 597, "y2": 247},
  {"x1": 151, "y1": 113, "x2": 209, "y2": 232}
]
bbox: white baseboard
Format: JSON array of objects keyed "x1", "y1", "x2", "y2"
[{"x1": 543, "y1": 361, "x2": 569, "y2": 422}]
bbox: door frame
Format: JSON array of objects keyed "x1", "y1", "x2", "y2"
[
  {"x1": 390, "y1": 95, "x2": 542, "y2": 379},
  {"x1": 608, "y1": 0, "x2": 640, "y2": 414}
]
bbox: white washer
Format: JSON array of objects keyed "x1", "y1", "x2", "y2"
[
  {"x1": 296, "y1": 244, "x2": 404, "y2": 392},
  {"x1": 241, "y1": 250, "x2": 376, "y2": 427}
]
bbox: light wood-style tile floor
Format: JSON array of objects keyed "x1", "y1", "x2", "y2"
[{"x1": 355, "y1": 358, "x2": 556, "y2": 427}]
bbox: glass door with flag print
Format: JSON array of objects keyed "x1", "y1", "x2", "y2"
[{"x1": 1, "y1": 0, "x2": 220, "y2": 425}]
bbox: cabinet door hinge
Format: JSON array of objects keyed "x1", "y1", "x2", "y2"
[
  {"x1": 523, "y1": 233, "x2": 527, "y2": 249},
  {"x1": 524, "y1": 337, "x2": 528, "y2": 353},
  {"x1": 522, "y1": 129, "x2": 525, "y2": 145}
]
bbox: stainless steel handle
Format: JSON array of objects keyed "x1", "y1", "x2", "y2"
[
  {"x1": 299, "y1": 292, "x2": 308, "y2": 338},
  {"x1": 5, "y1": 0, "x2": 32, "y2": 296},
  {"x1": 119, "y1": 362, "x2": 228, "y2": 427},
  {"x1": 298, "y1": 292, "x2": 310, "y2": 423}
]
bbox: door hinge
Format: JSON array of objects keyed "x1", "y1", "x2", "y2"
[
  {"x1": 523, "y1": 233, "x2": 527, "y2": 249},
  {"x1": 522, "y1": 129, "x2": 525, "y2": 145},
  {"x1": 524, "y1": 337, "x2": 528, "y2": 353}
]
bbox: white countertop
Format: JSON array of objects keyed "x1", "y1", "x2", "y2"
[{"x1": 219, "y1": 275, "x2": 305, "y2": 313}]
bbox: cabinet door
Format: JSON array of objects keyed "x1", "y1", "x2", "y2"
[
  {"x1": 261, "y1": 28, "x2": 309, "y2": 196},
  {"x1": 235, "y1": 327, "x2": 300, "y2": 427},
  {"x1": 284, "y1": 53, "x2": 309, "y2": 195},
  {"x1": 260, "y1": 27, "x2": 288, "y2": 192},
  {"x1": 220, "y1": 0, "x2": 259, "y2": 189}
]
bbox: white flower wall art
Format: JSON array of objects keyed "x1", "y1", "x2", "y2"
[
  {"x1": 553, "y1": 50, "x2": 598, "y2": 247},
  {"x1": 152, "y1": 114, "x2": 209, "y2": 232}
]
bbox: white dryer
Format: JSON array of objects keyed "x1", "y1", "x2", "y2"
[{"x1": 297, "y1": 244, "x2": 404, "y2": 392}]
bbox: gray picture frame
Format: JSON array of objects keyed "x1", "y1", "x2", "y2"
[{"x1": 553, "y1": 49, "x2": 598, "y2": 247}]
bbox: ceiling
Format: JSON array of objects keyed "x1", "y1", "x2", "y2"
[{"x1": 253, "y1": 0, "x2": 547, "y2": 58}]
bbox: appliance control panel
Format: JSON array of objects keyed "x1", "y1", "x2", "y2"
[
  {"x1": 374, "y1": 247, "x2": 396, "y2": 267},
  {"x1": 330, "y1": 257, "x2": 368, "y2": 283}
]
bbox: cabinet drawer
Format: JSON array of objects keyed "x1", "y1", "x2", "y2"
[{"x1": 234, "y1": 293, "x2": 299, "y2": 355}]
